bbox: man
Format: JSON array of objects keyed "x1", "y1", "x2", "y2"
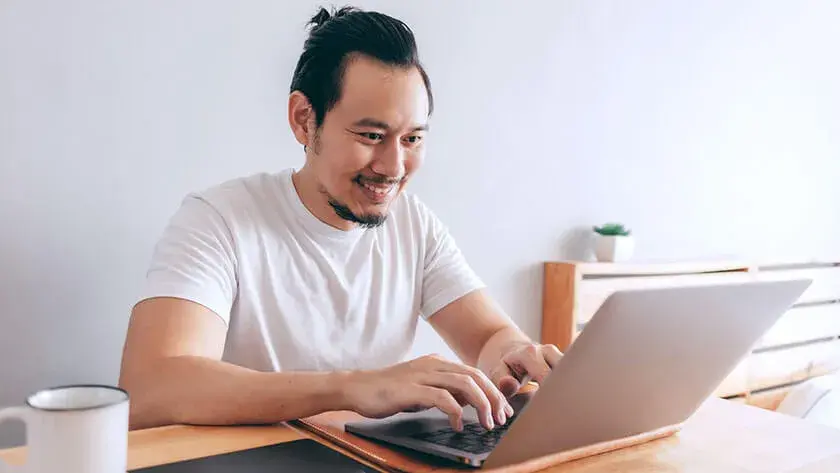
[{"x1": 118, "y1": 6, "x2": 562, "y2": 434}]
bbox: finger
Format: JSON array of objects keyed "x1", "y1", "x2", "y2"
[
  {"x1": 498, "y1": 375, "x2": 521, "y2": 400},
  {"x1": 418, "y1": 387, "x2": 464, "y2": 432},
  {"x1": 510, "y1": 345, "x2": 552, "y2": 384},
  {"x1": 444, "y1": 362, "x2": 512, "y2": 428},
  {"x1": 490, "y1": 362, "x2": 523, "y2": 401},
  {"x1": 543, "y1": 344, "x2": 564, "y2": 368},
  {"x1": 425, "y1": 372, "x2": 495, "y2": 430}
]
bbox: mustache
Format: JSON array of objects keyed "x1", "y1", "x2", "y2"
[{"x1": 354, "y1": 174, "x2": 403, "y2": 185}]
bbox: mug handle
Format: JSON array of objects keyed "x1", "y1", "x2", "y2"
[{"x1": 0, "y1": 407, "x2": 30, "y2": 473}]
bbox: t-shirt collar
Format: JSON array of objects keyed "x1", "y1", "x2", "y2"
[{"x1": 281, "y1": 169, "x2": 365, "y2": 240}]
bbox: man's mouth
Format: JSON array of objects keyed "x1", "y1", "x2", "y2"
[
  {"x1": 354, "y1": 176, "x2": 400, "y2": 202},
  {"x1": 360, "y1": 181, "x2": 395, "y2": 195}
]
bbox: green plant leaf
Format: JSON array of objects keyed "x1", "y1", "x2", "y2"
[{"x1": 593, "y1": 222, "x2": 631, "y2": 236}]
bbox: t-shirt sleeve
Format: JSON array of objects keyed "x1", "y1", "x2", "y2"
[
  {"x1": 136, "y1": 195, "x2": 238, "y2": 326},
  {"x1": 419, "y1": 203, "x2": 485, "y2": 319}
]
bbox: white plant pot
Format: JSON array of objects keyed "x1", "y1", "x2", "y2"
[{"x1": 594, "y1": 234, "x2": 635, "y2": 262}]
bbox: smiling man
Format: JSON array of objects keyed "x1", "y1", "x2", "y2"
[{"x1": 119, "y1": 6, "x2": 561, "y2": 434}]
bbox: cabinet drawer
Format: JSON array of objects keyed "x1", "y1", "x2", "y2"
[
  {"x1": 756, "y1": 266, "x2": 840, "y2": 305},
  {"x1": 747, "y1": 340, "x2": 840, "y2": 392},
  {"x1": 758, "y1": 304, "x2": 840, "y2": 349},
  {"x1": 576, "y1": 272, "x2": 755, "y2": 324}
]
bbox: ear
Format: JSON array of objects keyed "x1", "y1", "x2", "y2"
[{"x1": 288, "y1": 91, "x2": 315, "y2": 147}]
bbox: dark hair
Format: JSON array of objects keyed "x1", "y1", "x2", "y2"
[{"x1": 290, "y1": 6, "x2": 433, "y2": 127}]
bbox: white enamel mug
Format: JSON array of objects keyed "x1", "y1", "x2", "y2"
[{"x1": 0, "y1": 385, "x2": 129, "y2": 473}]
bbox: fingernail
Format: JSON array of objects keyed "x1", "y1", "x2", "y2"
[
  {"x1": 456, "y1": 418, "x2": 464, "y2": 432},
  {"x1": 505, "y1": 404, "x2": 514, "y2": 417},
  {"x1": 497, "y1": 409, "x2": 506, "y2": 425},
  {"x1": 486, "y1": 413, "x2": 495, "y2": 429}
]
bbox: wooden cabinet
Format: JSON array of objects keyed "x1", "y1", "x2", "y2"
[{"x1": 541, "y1": 260, "x2": 840, "y2": 408}]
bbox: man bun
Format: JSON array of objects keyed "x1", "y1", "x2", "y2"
[{"x1": 307, "y1": 6, "x2": 359, "y2": 30}]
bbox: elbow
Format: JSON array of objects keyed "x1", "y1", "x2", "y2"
[
  {"x1": 118, "y1": 376, "x2": 155, "y2": 431},
  {"x1": 118, "y1": 363, "x2": 177, "y2": 431}
]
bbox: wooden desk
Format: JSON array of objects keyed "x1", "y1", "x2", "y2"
[{"x1": 2, "y1": 399, "x2": 840, "y2": 472}]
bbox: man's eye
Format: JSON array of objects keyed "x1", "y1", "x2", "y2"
[
  {"x1": 359, "y1": 132, "x2": 384, "y2": 141},
  {"x1": 404, "y1": 135, "x2": 423, "y2": 145}
]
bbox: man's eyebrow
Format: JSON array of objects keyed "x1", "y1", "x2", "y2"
[
  {"x1": 352, "y1": 118, "x2": 391, "y2": 130},
  {"x1": 352, "y1": 118, "x2": 429, "y2": 132}
]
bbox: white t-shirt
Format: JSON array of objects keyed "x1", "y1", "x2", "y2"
[{"x1": 138, "y1": 169, "x2": 484, "y2": 372}]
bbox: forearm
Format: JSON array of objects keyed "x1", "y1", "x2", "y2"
[
  {"x1": 121, "y1": 355, "x2": 350, "y2": 430},
  {"x1": 475, "y1": 325, "x2": 532, "y2": 375}
]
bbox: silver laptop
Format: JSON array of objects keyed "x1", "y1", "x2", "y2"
[{"x1": 345, "y1": 279, "x2": 811, "y2": 468}]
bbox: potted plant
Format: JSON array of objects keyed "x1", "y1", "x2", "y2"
[{"x1": 592, "y1": 223, "x2": 634, "y2": 262}]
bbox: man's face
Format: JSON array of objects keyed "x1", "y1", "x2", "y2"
[{"x1": 307, "y1": 55, "x2": 429, "y2": 227}]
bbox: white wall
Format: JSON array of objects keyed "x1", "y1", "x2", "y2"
[{"x1": 1, "y1": 0, "x2": 838, "y2": 447}]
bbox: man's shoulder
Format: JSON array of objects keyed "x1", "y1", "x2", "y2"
[
  {"x1": 192, "y1": 170, "x2": 288, "y2": 201},
  {"x1": 391, "y1": 190, "x2": 433, "y2": 220},
  {"x1": 185, "y1": 169, "x2": 291, "y2": 215},
  {"x1": 386, "y1": 191, "x2": 445, "y2": 239}
]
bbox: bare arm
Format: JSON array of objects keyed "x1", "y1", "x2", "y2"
[
  {"x1": 429, "y1": 289, "x2": 563, "y2": 397},
  {"x1": 428, "y1": 289, "x2": 530, "y2": 366},
  {"x1": 118, "y1": 297, "x2": 350, "y2": 430},
  {"x1": 119, "y1": 296, "x2": 510, "y2": 431}
]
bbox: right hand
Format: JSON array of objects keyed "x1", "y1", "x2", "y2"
[{"x1": 342, "y1": 354, "x2": 514, "y2": 432}]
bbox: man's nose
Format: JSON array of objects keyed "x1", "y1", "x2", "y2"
[{"x1": 371, "y1": 139, "x2": 405, "y2": 178}]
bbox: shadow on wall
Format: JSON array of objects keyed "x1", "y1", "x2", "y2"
[
  {"x1": 0, "y1": 237, "x2": 131, "y2": 448},
  {"x1": 505, "y1": 263, "x2": 544, "y2": 338},
  {"x1": 558, "y1": 226, "x2": 596, "y2": 261},
  {"x1": 512, "y1": 227, "x2": 591, "y2": 343},
  {"x1": 0, "y1": 244, "x2": 77, "y2": 448}
]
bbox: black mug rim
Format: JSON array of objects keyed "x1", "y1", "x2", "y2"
[{"x1": 25, "y1": 384, "x2": 129, "y2": 412}]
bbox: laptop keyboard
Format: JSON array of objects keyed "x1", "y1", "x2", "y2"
[{"x1": 410, "y1": 421, "x2": 511, "y2": 454}]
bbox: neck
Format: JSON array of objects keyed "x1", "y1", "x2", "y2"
[{"x1": 291, "y1": 166, "x2": 358, "y2": 232}]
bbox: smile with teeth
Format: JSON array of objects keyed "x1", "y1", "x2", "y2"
[{"x1": 361, "y1": 182, "x2": 395, "y2": 196}]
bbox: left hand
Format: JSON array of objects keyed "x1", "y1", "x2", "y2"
[{"x1": 488, "y1": 343, "x2": 564, "y2": 397}]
